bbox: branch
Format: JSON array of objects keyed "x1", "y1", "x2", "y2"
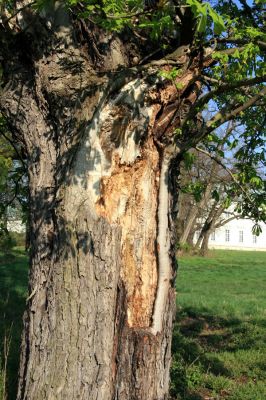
[
  {"x1": 0, "y1": 1, "x2": 36, "y2": 25},
  {"x1": 106, "y1": 3, "x2": 190, "y2": 19},
  {"x1": 238, "y1": 0, "x2": 256, "y2": 25},
  {"x1": 201, "y1": 75, "x2": 220, "y2": 85},
  {"x1": 205, "y1": 86, "x2": 266, "y2": 129},
  {"x1": 0, "y1": 130, "x2": 27, "y2": 171},
  {"x1": 106, "y1": 10, "x2": 151, "y2": 19},
  {"x1": 0, "y1": 172, "x2": 24, "y2": 213},
  {"x1": 214, "y1": 215, "x2": 237, "y2": 229},
  {"x1": 195, "y1": 146, "x2": 254, "y2": 206},
  {"x1": 206, "y1": 38, "x2": 266, "y2": 51},
  {"x1": 182, "y1": 75, "x2": 266, "y2": 129}
]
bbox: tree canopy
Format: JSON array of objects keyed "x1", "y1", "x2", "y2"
[{"x1": 1, "y1": 0, "x2": 265, "y2": 224}]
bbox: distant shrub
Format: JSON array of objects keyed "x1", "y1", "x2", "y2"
[
  {"x1": 176, "y1": 242, "x2": 196, "y2": 255},
  {"x1": 10, "y1": 231, "x2": 26, "y2": 247},
  {"x1": 0, "y1": 231, "x2": 16, "y2": 253},
  {"x1": 0, "y1": 229, "x2": 26, "y2": 252}
]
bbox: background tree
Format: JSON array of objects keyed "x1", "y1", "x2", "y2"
[
  {"x1": 176, "y1": 153, "x2": 234, "y2": 253},
  {"x1": 177, "y1": 116, "x2": 265, "y2": 255},
  {"x1": 0, "y1": 0, "x2": 265, "y2": 399},
  {"x1": 0, "y1": 116, "x2": 27, "y2": 252}
]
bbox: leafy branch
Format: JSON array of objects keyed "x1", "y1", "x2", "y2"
[{"x1": 182, "y1": 75, "x2": 266, "y2": 131}]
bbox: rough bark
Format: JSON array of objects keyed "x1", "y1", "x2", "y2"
[{"x1": 0, "y1": 3, "x2": 205, "y2": 399}]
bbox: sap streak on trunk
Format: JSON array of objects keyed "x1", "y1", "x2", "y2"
[{"x1": 151, "y1": 146, "x2": 179, "y2": 335}]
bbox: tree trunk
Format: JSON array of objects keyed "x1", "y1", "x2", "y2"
[
  {"x1": 178, "y1": 179, "x2": 214, "y2": 250},
  {"x1": 187, "y1": 230, "x2": 196, "y2": 246},
  {"x1": 198, "y1": 202, "x2": 226, "y2": 256},
  {"x1": 199, "y1": 231, "x2": 211, "y2": 256},
  {"x1": 0, "y1": 4, "x2": 204, "y2": 399},
  {"x1": 8, "y1": 75, "x2": 176, "y2": 400},
  {"x1": 14, "y1": 83, "x2": 174, "y2": 399},
  {"x1": 178, "y1": 204, "x2": 198, "y2": 245}
]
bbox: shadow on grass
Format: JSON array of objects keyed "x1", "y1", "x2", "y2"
[
  {"x1": 0, "y1": 249, "x2": 29, "y2": 400},
  {"x1": 170, "y1": 307, "x2": 266, "y2": 400}
]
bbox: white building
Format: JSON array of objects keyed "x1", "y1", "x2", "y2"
[
  {"x1": 7, "y1": 219, "x2": 26, "y2": 233},
  {"x1": 208, "y1": 217, "x2": 266, "y2": 251}
]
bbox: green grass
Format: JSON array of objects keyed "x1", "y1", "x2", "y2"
[
  {"x1": 0, "y1": 248, "x2": 28, "y2": 400},
  {"x1": 1, "y1": 248, "x2": 266, "y2": 399},
  {"x1": 171, "y1": 250, "x2": 266, "y2": 400}
]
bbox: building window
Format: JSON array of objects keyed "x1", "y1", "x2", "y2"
[
  {"x1": 211, "y1": 231, "x2": 215, "y2": 241},
  {"x1": 253, "y1": 235, "x2": 257, "y2": 244},
  {"x1": 225, "y1": 229, "x2": 230, "y2": 242},
  {"x1": 239, "y1": 230, "x2": 243, "y2": 243}
]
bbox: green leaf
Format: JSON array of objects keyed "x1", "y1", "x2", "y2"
[
  {"x1": 197, "y1": 13, "x2": 207, "y2": 33},
  {"x1": 223, "y1": 197, "x2": 232, "y2": 208},
  {"x1": 232, "y1": 49, "x2": 240, "y2": 59},
  {"x1": 175, "y1": 82, "x2": 184, "y2": 90},
  {"x1": 250, "y1": 176, "x2": 262, "y2": 186},
  {"x1": 183, "y1": 151, "x2": 196, "y2": 170},
  {"x1": 208, "y1": 6, "x2": 225, "y2": 35},
  {"x1": 252, "y1": 223, "x2": 262, "y2": 236}
]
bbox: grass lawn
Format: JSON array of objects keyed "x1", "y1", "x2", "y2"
[
  {"x1": 171, "y1": 250, "x2": 266, "y2": 400},
  {"x1": 0, "y1": 249, "x2": 28, "y2": 400},
  {"x1": 1, "y1": 249, "x2": 266, "y2": 399}
]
